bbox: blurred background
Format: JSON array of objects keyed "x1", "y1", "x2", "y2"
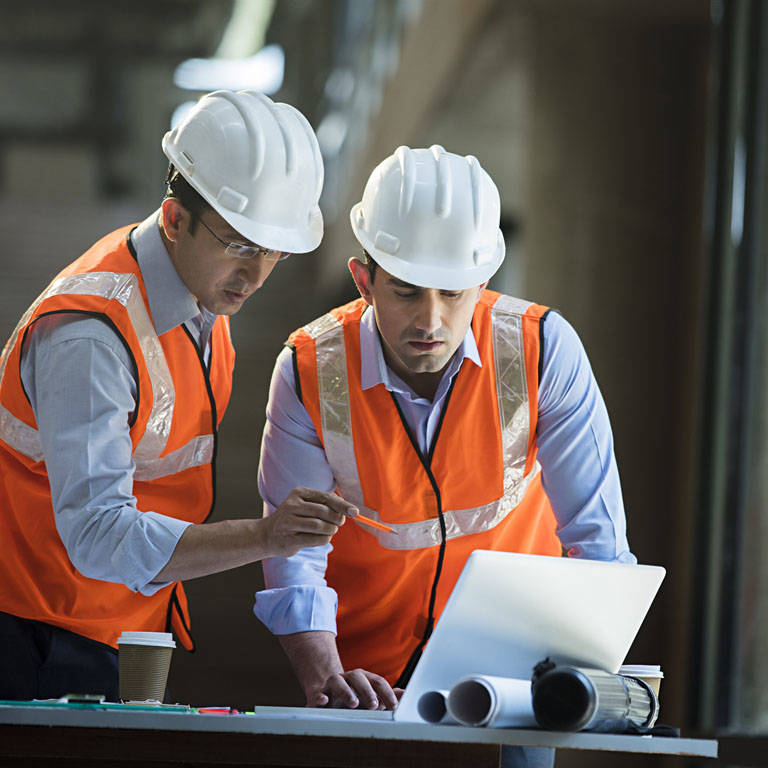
[{"x1": 0, "y1": 0, "x2": 766, "y2": 765}]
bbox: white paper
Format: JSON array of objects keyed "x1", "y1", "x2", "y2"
[
  {"x1": 416, "y1": 690, "x2": 456, "y2": 724},
  {"x1": 249, "y1": 706, "x2": 393, "y2": 722},
  {"x1": 447, "y1": 675, "x2": 536, "y2": 728}
]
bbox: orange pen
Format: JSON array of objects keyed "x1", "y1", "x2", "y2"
[{"x1": 353, "y1": 513, "x2": 398, "y2": 535}]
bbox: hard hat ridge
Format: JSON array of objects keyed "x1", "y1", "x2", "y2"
[
  {"x1": 431, "y1": 145, "x2": 452, "y2": 219},
  {"x1": 216, "y1": 90, "x2": 266, "y2": 180},
  {"x1": 394, "y1": 146, "x2": 416, "y2": 219},
  {"x1": 350, "y1": 145, "x2": 505, "y2": 290},
  {"x1": 280, "y1": 102, "x2": 325, "y2": 200},
  {"x1": 467, "y1": 154, "x2": 483, "y2": 231}
]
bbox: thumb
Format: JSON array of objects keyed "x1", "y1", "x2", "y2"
[{"x1": 311, "y1": 692, "x2": 329, "y2": 707}]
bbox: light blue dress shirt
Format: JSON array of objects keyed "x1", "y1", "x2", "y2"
[
  {"x1": 19, "y1": 211, "x2": 216, "y2": 595},
  {"x1": 254, "y1": 305, "x2": 636, "y2": 636}
]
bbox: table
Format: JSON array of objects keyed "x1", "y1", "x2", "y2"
[{"x1": 0, "y1": 703, "x2": 718, "y2": 767}]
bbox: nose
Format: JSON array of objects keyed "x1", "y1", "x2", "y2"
[
  {"x1": 413, "y1": 291, "x2": 443, "y2": 336},
  {"x1": 238, "y1": 256, "x2": 277, "y2": 290}
]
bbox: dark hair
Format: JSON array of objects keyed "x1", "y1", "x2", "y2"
[
  {"x1": 361, "y1": 249, "x2": 378, "y2": 282},
  {"x1": 164, "y1": 164, "x2": 212, "y2": 235}
]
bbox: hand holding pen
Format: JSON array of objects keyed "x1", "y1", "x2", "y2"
[{"x1": 264, "y1": 487, "x2": 396, "y2": 558}]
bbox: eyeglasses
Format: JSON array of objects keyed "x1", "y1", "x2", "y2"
[{"x1": 197, "y1": 217, "x2": 290, "y2": 262}]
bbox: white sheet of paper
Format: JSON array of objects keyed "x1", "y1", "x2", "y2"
[{"x1": 249, "y1": 706, "x2": 393, "y2": 721}]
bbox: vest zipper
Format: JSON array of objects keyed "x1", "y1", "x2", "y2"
[
  {"x1": 390, "y1": 374, "x2": 459, "y2": 689},
  {"x1": 182, "y1": 324, "x2": 218, "y2": 522},
  {"x1": 168, "y1": 324, "x2": 220, "y2": 653}
]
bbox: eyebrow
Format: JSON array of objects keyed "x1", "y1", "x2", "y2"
[{"x1": 388, "y1": 277, "x2": 420, "y2": 289}]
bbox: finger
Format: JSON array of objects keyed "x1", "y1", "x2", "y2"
[
  {"x1": 288, "y1": 516, "x2": 340, "y2": 537},
  {"x1": 343, "y1": 669, "x2": 380, "y2": 710},
  {"x1": 367, "y1": 675, "x2": 398, "y2": 710},
  {"x1": 288, "y1": 500, "x2": 348, "y2": 527},
  {"x1": 323, "y1": 675, "x2": 360, "y2": 709},
  {"x1": 394, "y1": 687, "x2": 405, "y2": 701},
  {"x1": 295, "y1": 488, "x2": 358, "y2": 517},
  {"x1": 278, "y1": 502, "x2": 344, "y2": 532},
  {"x1": 309, "y1": 691, "x2": 329, "y2": 707}
]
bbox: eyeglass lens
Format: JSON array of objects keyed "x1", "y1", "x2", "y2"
[{"x1": 224, "y1": 244, "x2": 289, "y2": 262}]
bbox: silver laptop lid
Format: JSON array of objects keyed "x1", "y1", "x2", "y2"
[{"x1": 394, "y1": 550, "x2": 665, "y2": 722}]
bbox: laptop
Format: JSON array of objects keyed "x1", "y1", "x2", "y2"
[{"x1": 394, "y1": 550, "x2": 665, "y2": 722}]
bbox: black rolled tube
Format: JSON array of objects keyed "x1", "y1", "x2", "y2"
[{"x1": 531, "y1": 662, "x2": 658, "y2": 732}]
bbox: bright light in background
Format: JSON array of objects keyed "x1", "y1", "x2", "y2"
[
  {"x1": 316, "y1": 112, "x2": 348, "y2": 158},
  {"x1": 170, "y1": 0, "x2": 280, "y2": 127},
  {"x1": 173, "y1": 44, "x2": 284, "y2": 94}
]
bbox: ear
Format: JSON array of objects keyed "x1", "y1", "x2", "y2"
[
  {"x1": 348, "y1": 258, "x2": 374, "y2": 305},
  {"x1": 160, "y1": 198, "x2": 187, "y2": 243}
]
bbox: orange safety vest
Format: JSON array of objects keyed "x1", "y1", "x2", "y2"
[
  {"x1": 0, "y1": 225, "x2": 235, "y2": 651},
  {"x1": 289, "y1": 291, "x2": 562, "y2": 685}
]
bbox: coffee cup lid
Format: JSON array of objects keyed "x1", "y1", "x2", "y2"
[{"x1": 117, "y1": 631, "x2": 176, "y2": 648}]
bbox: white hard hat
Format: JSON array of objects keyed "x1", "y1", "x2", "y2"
[
  {"x1": 350, "y1": 145, "x2": 505, "y2": 290},
  {"x1": 162, "y1": 90, "x2": 324, "y2": 253}
]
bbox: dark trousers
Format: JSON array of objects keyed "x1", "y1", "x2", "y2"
[{"x1": 0, "y1": 611, "x2": 119, "y2": 701}]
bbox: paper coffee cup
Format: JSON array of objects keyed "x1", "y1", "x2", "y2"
[
  {"x1": 117, "y1": 631, "x2": 176, "y2": 703},
  {"x1": 619, "y1": 664, "x2": 664, "y2": 697}
]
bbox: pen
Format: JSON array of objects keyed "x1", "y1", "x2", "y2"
[{"x1": 354, "y1": 513, "x2": 398, "y2": 535}]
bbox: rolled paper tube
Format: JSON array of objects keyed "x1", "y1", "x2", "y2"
[
  {"x1": 417, "y1": 690, "x2": 456, "y2": 724},
  {"x1": 448, "y1": 675, "x2": 536, "y2": 728}
]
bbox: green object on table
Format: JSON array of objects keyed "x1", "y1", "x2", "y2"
[{"x1": 0, "y1": 699, "x2": 191, "y2": 712}]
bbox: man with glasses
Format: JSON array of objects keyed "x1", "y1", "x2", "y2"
[{"x1": 0, "y1": 90, "x2": 355, "y2": 701}]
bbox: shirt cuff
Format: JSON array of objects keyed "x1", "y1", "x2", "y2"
[
  {"x1": 253, "y1": 585, "x2": 338, "y2": 635},
  {"x1": 126, "y1": 512, "x2": 193, "y2": 596},
  {"x1": 563, "y1": 539, "x2": 637, "y2": 564}
]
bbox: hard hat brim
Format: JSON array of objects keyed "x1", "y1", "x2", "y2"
[
  {"x1": 212, "y1": 204, "x2": 324, "y2": 254},
  {"x1": 350, "y1": 206, "x2": 505, "y2": 291}
]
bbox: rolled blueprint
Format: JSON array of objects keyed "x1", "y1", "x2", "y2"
[
  {"x1": 447, "y1": 675, "x2": 536, "y2": 728},
  {"x1": 417, "y1": 689, "x2": 456, "y2": 724}
]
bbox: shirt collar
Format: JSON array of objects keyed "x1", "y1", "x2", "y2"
[
  {"x1": 359, "y1": 304, "x2": 482, "y2": 394},
  {"x1": 130, "y1": 209, "x2": 200, "y2": 336}
]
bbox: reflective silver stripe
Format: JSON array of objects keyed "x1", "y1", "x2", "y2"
[
  {"x1": 491, "y1": 294, "x2": 532, "y2": 486},
  {"x1": 304, "y1": 312, "x2": 345, "y2": 340},
  {"x1": 493, "y1": 295, "x2": 533, "y2": 316},
  {"x1": 134, "y1": 434, "x2": 214, "y2": 481},
  {"x1": 361, "y1": 464, "x2": 540, "y2": 551},
  {"x1": 0, "y1": 407, "x2": 44, "y2": 462},
  {"x1": 311, "y1": 313, "x2": 366, "y2": 509},
  {"x1": 311, "y1": 297, "x2": 537, "y2": 550},
  {"x1": 0, "y1": 272, "x2": 175, "y2": 466}
]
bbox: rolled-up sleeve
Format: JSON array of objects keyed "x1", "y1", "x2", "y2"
[
  {"x1": 256, "y1": 546, "x2": 339, "y2": 635},
  {"x1": 254, "y1": 346, "x2": 339, "y2": 634}
]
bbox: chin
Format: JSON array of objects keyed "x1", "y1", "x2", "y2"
[{"x1": 407, "y1": 357, "x2": 448, "y2": 374}]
